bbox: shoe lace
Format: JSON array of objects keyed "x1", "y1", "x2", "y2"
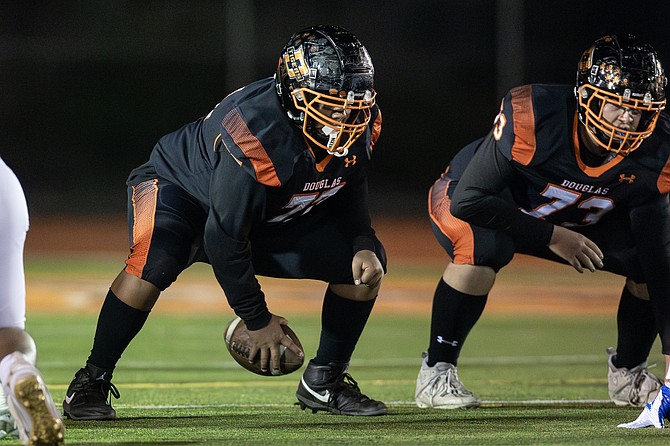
[
  {"x1": 83, "y1": 378, "x2": 120, "y2": 405},
  {"x1": 628, "y1": 366, "x2": 661, "y2": 405},
  {"x1": 329, "y1": 373, "x2": 368, "y2": 406},
  {"x1": 433, "y1": 367, "x2": 469, "y2": 397},
  {"x1": 103, "y1": 381, "x2": 121, "y2": 403}
]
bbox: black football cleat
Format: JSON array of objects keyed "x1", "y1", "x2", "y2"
[
  {"x1": 296, "y1": 360, "x2": 387, "y2": 416},
  {"x1": 62, "y1": 364, "x2": 120, "y2": 420}
]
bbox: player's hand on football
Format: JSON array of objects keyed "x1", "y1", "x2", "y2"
[
  {"x1": 247, "y1": 314, "x2": 304, "y2": 374},
  {"x1": 352, "y1": 250, "x2": 383, "y2": 289},
  {"x1": 549, "y1": 225, "x2": 604, "y2": 273}
]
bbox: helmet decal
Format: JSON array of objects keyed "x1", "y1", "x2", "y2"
[{"x1": 283, "y1": 46, "x2": 308, "y2": 83}]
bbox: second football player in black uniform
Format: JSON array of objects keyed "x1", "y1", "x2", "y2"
[
  {"x1": 63, "y1": 25, "x2": 388, "y2": 419},
  {"x1": 416, "y1": 35, "x2": 670, "y2": 427}
]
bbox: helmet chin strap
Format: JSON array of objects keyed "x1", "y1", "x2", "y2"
[
  {"x1": 327, "y1": 147, "x2": 349, "y2": 157},
  {"x1": 322, "y1": 125, "x2": 349, "y2": 157}
]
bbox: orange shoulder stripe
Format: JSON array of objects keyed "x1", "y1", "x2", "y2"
[
  {"x1": 510, "y1": 85, "x2": 536, "y2": 166},
  {"x1": 370, "y1": 109, "x2": 382, "y2": 149},
  {"x1": 222, "y1": 109, "x2": 281, "y2": 187},
  {"x1": 658, "y1": 155, "x2": 670, "y2": 194}
]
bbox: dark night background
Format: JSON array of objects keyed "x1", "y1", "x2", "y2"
[{"x1": 1, "y1": 1, "x2": 667, "y2": 217}]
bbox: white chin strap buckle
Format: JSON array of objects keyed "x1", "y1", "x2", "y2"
[
  {"x1": 327, "y1": 147, "x2": 348, "y2": 157},
  {"x1": 322, "y1": 125, "x2": 348, "y2": 157}
]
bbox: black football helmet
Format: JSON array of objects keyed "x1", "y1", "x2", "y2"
[
  {"x1": 275, "y1": 25, "x2": 375, "y2": 157},
  {"x1": 575, "y1": 34, "x2": 667, "y2": 155}
]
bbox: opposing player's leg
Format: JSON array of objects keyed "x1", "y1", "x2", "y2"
[
  {"x1": 0, "y1": 158, "x2": 64, "y2": 444},
  {"x1": 618, "y1": 382, "x2": 670, "y2": 428},
  {"x1": 251, "y1": 212, "x2": 387, "y2": 416},
  {"x1": 0, "y1": 350, "x2": 64, "y2": 446},
  {"x1": 63, "y1": 179, "x2": 207, "y2": 420}
]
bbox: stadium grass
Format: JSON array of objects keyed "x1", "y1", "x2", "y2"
[{"x1": 9, "y1": 312, "x2": 665, "y2": 445}]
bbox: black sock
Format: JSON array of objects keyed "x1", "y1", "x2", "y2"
[
  {"x1": 313, "y1": 287, "x2": 376, "y2": 365},
  {"x1": 87, "y1": 289, "x2": 151, "y2": 371},
  {"x1": 426, "y1": 279, "x2": 487, "y2": 367},
  {"x1": 613, "y1": 286, "x2": 656, "y2": 369}
]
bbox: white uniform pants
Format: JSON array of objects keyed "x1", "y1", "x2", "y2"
[{"x1": 0, "y1": 157, "x2": 28, "y2": 329}]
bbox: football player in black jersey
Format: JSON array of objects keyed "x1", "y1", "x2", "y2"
[
  {"x1": 63, "y1": 25, "x2": 388, "y2": 419},
  {"x1": 416, "y1": 35, "x2": 670, "y2": 427}
]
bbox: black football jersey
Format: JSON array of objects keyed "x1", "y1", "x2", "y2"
[
  {"x1": 447, "y1": 84, "x2": 670, "y2": 353},
  {"x1": 128, "y1": 77, "x2": 382, "y2": 322},
  {"x1": 495, "y1": 84, "x2": 670, "y2": 226},
  {"x1": 448, "y1": 84, "x2": 670, "y2": 247}
]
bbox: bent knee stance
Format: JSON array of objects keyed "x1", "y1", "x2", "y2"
[
  {"x1": 124, "y1": 179, "x2": 207, "y2": 291},
  {"x1": 429, "y1": 182, "x2": 515, "y2": 272},
  {"x1": 124, "y1": 251, "x2": 184, "y2": 291},
  {"x1": 430, "y1": 221, "x2": 515, "y2": 272}
]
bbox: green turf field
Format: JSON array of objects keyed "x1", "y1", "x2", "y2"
[
  {"x1": 7, "y1": 247, "x2": 666, "y2": 445},
  {"x1": 8, "y1": 311, "x2": 664, "y2": 445}
]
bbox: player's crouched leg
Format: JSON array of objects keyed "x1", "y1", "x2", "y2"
[{"x1": 296, "y1": 284, "x2": 386, "y2": 416}]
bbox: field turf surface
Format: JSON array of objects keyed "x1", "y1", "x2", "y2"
[{"x1": 5, "y1": 216, "x2": 666, "y2": 444}]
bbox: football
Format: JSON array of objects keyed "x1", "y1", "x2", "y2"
[{"x1": 224, "y1": 317, "x2": 304, "y2": 376}]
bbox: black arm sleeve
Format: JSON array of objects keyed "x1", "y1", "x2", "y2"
[
  {"x1": 450, "y1": 134, "x2": 554, "y2": 248},
  {"x1": 331, "y1": 175, "x2": 377, "y2": 253},
  {"x1": 629, "y1": 194, "x2": 670, "y2": 355},
  {"x1": 204, "y1": 152, "x2": 272, "y2": 330}
]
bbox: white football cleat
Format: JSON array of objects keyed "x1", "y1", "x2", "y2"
[
  {"x1": 415, "y1": 353, "x2": 480, "y2": 409},
  {"x1": 2, "y1": 352, "x2": 64, "y2": 445}
]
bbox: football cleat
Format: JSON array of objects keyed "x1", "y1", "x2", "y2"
[
  {"x1": 415, "y1": 352, "x2": 480, "y2": 409},
  {"x1": 296, "y1": 361, "x2": 387, "y2": 416},
  {"x1": 607, "y1": 347, "x2": 661, "y2": 407},
  {"x1": 2, "y1": 352, "x2": 64, "y2": 445},
  {"x1": 62, "y1": 363, "x2": 119, "y2": 420},
  {"x1": 618, "y1": 382, "x2": 670, "y2": 428}
]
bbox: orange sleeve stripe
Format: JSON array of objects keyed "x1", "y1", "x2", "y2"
[
  {"x1": 124, "y1": 179, "x2": 158, "y2": 278},
  {"x1": 428, "y1": 179, "x2": 476, "y2": 265},
  {"x1": 658, "y1": 155, "x2": 670, "y2": 194},
  {"x1": 222, "y1": 109, "x2": 281, "y2": 187},
  {"x1": 510, "y1": 85, "x2": 537, "y2": 166},
  {"x1": 370, "y1": 109, "x2": 382, "y2": 149}
]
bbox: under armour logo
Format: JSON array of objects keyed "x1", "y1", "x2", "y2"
[
  {"x1": 436, "y1": 336, "x2": 458, "y2": 347},
  {"x1": 619, "y1": 174, "x2": 636, "y2": 184},
  {"x1": 344, "y1": 155, "x2": 357, "y2": 167}
]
